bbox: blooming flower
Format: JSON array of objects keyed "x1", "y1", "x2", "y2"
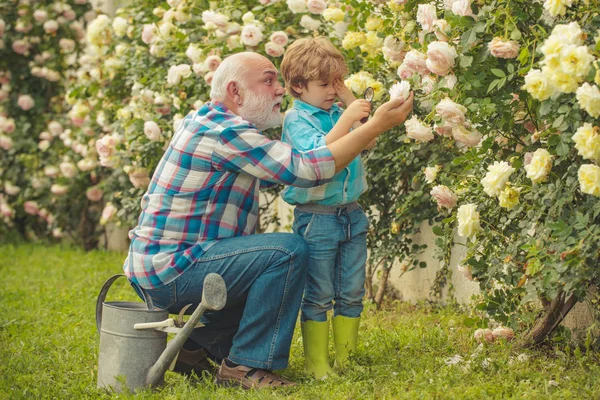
[
  {"x1": 287, "y1": 0, "x2": 308, "y2": 14},
  {"x1": 452, "y1": 125, "x2": 481, "y2": 147},
  {"x1": 17, "y1": 94, "x2": 35, "y2": 111},
  {"x1": 523, "y1": 69, "x2": 555, "y2": 101},
  {"x1": 307, "y1": 0, "x2": 326, "y2": 14},
  {"x1": 323, "y1": 7, "x2": 345, "y2": 23},
  {"x1": 426, "y1": 41, "x2": 458, "y2": 76},
  {"x1": 525, "y1": 148, "x2": 553, "y2": 183},
  {"x1": 498, "y1": 185, "x2": 520, "y2": 209},
  {"x1": 100, "y1": 202, "x2": 117, "y2": 225},
  {"x1": 144, "y1": 121, "x2": 162, "y2": 141},
  {"x1": 543, "y1": 0, "x2": 575, "y2": 17},
  {"x1": 435, "y1": 98, "x2": 467, "y2": 126},
  {"x1": 572, "y1": 123, "x2": 600, "y2": 162},
  {"x1": 241, "y1": 24, "x2": 264, "y2": 47},
  {"x1": 405, "y1": 116, "x2": 434, "y2": 142},
  {"x1": 576, "y1": 83, "x2": 600, "y2": 118},
  {"x1": 265, "y1": 42, "x2": 285, "y2": 57},
  {"x1": 488, "y1": 38, "x2": 520, "y2": 59},
  {"x1": 481, "y1": 161, "x2": 515, "y2": 197},
  {"x1": 398, "y1": 50, "x2": 429, "y2": 79},
  {"x1": 86, "y1": 186, "x2": 103, "y2": 202},
  {"x1": 389, "y1": 81, "x2": 411, "y2": 103},
  {"x1": 430, "y1": 185, "x2": 458, "y2": 210},
  {"x1": 417, "y1": 4, "x2": 437, "y2": 33},
  {"x1": 578, "y1": 164, "x2": 600, "y2": 197},
  {"x1": 457, "y1": 203, "x2": 481, "y2": 239},
  {"x1": 342, "y1": 32, "x2": 367, "y2": 50},
  {"x1": 300, "y1": 15, "x2": 321, "y2": 31},
  {"x1": 270, "y1": 31, "x2": 289, "y2": 47},
  {"x1": 167, "y1": 64, "x2": 192, "y2": 85}
]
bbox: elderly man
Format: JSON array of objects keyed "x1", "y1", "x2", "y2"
[{"x1": 123, "y1": 52, "x2": 413, "y2": 389}]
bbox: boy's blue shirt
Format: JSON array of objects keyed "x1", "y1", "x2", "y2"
[{"x1": 281, "y1": 99, "x2": 367, "y2": 206}]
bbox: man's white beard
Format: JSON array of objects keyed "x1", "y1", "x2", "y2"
[{"x1": 237, "y1": 88, "x2": 282, "y2": 131}]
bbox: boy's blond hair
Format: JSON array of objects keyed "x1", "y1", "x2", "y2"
[{"x1": 280, "y1": 37, "x2": 349, "y2": 98}]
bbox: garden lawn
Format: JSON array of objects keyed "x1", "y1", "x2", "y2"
[{"x1": 1, "y1": 243, "x2": 599, "y2": 399}]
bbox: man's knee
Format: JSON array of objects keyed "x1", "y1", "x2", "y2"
[{"x1": 268, "y1": 233, "x2": 309, "y2": 266}]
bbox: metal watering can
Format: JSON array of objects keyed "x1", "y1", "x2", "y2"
[{"x1": 95, "y1": 273, "x2": 227, "y2": 392}]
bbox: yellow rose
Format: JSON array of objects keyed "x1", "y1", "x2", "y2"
[
  {"x1": 543, "y1": 0, "x2": 572, "y2": 17},
  {"x1": 576, "y1": 83, "x2": 600, "y2": 118},
  {"x1": 525, "y1": 148, "x2": 553, "y2": 183},
  {"x1": 549, "y1": 69, "x2": 579, "y2": 93},
  {"x1": 523, "y1": 69, "x2": 555, "y2": 101},
  {"x1": 387, "y1": 0, "x2": 404, "y2": 12},
  {"x1": 540, "y1": 35, "x2": 564, "y2": 57},
  {"x1": 342, "y1": 31, "x2": 367, "y2": 50},
  {"x1": 360, "y1": 31, "x2": 384, "y2": 57},
  {"x1": 560, "y1": 45, "x2": 594, "y2": 79},
  {"x1": 572, "y1": 123, "x2": 600, "y2": 162},
  {"x1": 498, "y1": 185, "x2": 520, "y2": 209},
  {"x1": 457, "y1": 203, "x2": 481, "y2": 240},
  {"x1": 481, "y1": 161, "x2": 515, "y2": 197},
  {"x1": 578, "y1": 164, "x2": 600, "y2": 197},
  {"x1": 365, "y1": 17, "x2": 384, "y2": 31},
  {"x1": 322, "y1": 7, "x2": 345, "y2": 23},
  {"x1": 371, "y1": 80, "x2": 384, "y2": 101}
]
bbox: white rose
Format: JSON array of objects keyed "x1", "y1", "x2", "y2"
[
  {"x1": 452, "y1": 125, "x2": 481, "y2": 147},
  {"x1": 488, "y1": 37, "x2": 520, "y2": 59},
  {"x1": 43, "y1": 20, "x2": 59, "y2": 34},
  {"x1": 270, "y1": 31, "x2": 289, "y2": 47},
  {"x1": 578, "y1": 164, "x2": 600, "y2": 197},
  {"x1": 241, "y1": 24, "x2": 264, "y2": 47},
  {"x1": 141, "y1": 24, "x2": 155, "y2": 44},
  {"x1": 50, "y1": 184, "x2": 69, "y2": 196},
  {"x1": 424, "y1": 165, "x2": 441, "y2": 184},
  {"x1": 405, "y1": 115, "x2": 434, "y2": 142},
  {"x1": 167, "y1": 64, "x2": 191, "y2": 86},
  {"x1": 543, "y1": 0, "x2": 575, "y2": 17},
  {"x1": 204, "y1": 55, "x2": 222, "y2": 72},
  {"x1": 457, "y1": 203, "x2": 480, "y2": 239},
  {"x1": 33, "y1": 10, "x2": 48, "y2": 22},
  {"x1": 265, "y1": 42, "x2": 285, "y2": 58},
  {"x1": 550, "y1": 22, "x2": 584, "y2": 46},
  {"x1": 389, "y1": 81, "x2": 411, "y2": 103},
  {"x1": 426, "y1": 41, "x2": 458, "y2": 76},
  {"x1": 77, "y1": 158, "x2": 97, "y2": 171},
  {"x1": 112, "y1": 16, "x2": 128, "y2": 37},
  {"x1": 4, "y1": 182, "x2": 20, "y2": 195},
  {"x1": 524, "y1": 148, "x2": 552, "y2": 183},
  {"x1": 144, "y1": 121, "x2": 161, "y2": 141},
  {"x1": 185, "y1": 44, "x2": 203, "y2": 64},
  {"x1": 481, "y1": 161, "x2": 515, "y2": 197},
  {"x1": 300, "y1": 15, "x2": 321, "y2": 31},
  {"x1": 287, "y1": 0, "x2": 307, "y2": 14},
  {"x1": 451, "y1": 0, "x2": 474, "y2": 17},
  {"x1": 100, "y1": 202, "x2": 117, "y2": 225}
]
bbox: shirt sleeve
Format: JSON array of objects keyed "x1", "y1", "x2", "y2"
[
  {"x1": 212, "y1": 121, "x2": 335, "y2": 188},
  {"x1": 259, "y1": 180, "x2": 279, "y2": 190}
]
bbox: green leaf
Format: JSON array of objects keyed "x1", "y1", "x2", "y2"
[
  {"x1": 491, "y1": 69, "x2": 506, "y2": 78},
  {"x1": 432, "y1": 225, "x2": 444, "y2": 236},
  {"x1": 487, "y1": 79, "x2": 499, "y2": 93},
  {"x1": 460, "y1": 55, "x2": 473, "y2": 68},
  {"x1": 518, "y1": 47, "x2": 530, "y2": 65},
  {"x1": 510, "y1": 29, "x2": 522, "y2": 41}
]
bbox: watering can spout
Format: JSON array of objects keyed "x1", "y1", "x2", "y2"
[{"x1": 146, "y1": 273, "x2": 227, "y2": 387}]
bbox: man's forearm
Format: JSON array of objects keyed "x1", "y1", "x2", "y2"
[
  {"x1": 327, "y1": 120, "x2": 384, "y2": 172},
  {"x1": 325, "y1": 116, "x2": 354, "y2": 145}
]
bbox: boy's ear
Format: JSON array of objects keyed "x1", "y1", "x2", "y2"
[{"x1": 291, "y1": 84, "x2": 304, "y2": 95}]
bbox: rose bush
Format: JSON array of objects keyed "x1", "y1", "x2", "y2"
[
  {"x1": 0, "y1": 0, "x2": 97, "y2": 247},
  {"x1": 2, "y1": 0, "x2": 600, "y2": 343}
]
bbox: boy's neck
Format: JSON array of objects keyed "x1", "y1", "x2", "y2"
[{"x1": 298, "y1": 97, "x2": 332, "y2": 112}]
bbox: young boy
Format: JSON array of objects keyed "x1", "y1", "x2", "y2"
[{"x1": 280, "y1": 37, "x2": 373, "y2": 379}]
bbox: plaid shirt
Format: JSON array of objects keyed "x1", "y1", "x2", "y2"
[
  {"x1": 281, "y1": 99, "x2": 367, "y2": 206},
  {"x1": 124, "y1": 101, "x2": 336, "y2": 289}
]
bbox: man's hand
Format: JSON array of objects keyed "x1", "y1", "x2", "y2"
[
  {"x1": 333, "y1": 79, "x2": 356, "y2": 106},
  {"x1": 372, "y1": 92, "x2": 414, "y2": 131},
  {"x1": 342, "y1": 99, "x2": 371, "y2": 123}
]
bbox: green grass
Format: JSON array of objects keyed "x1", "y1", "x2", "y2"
[{"x1": 1, "y1": 243, "x2": 600, "y2": 399}]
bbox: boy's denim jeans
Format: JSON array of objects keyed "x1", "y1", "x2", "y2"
[
  {"x1": 292, "y1": 206, "x2": 369, "y2": 322},
  {"x1": 136, "y1": 232, "x2": 309, "y2": 371}
]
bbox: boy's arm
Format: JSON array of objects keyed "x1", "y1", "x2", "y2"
[{"x1": 325, "y1": 99, "x2": 371, "y2": 145}]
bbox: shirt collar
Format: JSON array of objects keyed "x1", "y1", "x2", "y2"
[{"x1": 293, "y1": 98, "x2": 341, "y2": 116}]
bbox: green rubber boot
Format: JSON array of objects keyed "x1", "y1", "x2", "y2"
[
  {"x1": 332, "y1": 315, "x2": 360, "y2": 369},
  {"x1": 301, "y1": 320, "x2": 336, "y2": 379}
]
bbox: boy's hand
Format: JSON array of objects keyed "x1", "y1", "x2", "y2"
[
  {"x1": 343, "y1": 99, "x2": 371, "y2": 123},
  {"x1": 333, "y1": 79, "x2": 356, "y2": 106}
]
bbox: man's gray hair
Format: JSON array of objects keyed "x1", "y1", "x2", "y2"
[{"x1": 209, "y1": 53, "x2": 251, "y2": 101}]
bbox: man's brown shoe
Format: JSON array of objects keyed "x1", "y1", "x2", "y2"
[
  {"x1": 173, "y1": 348, "x2": 216, "y2": 377},
  {"x1": 215, "y1": 359, "x2": 296, "y2": 389}
]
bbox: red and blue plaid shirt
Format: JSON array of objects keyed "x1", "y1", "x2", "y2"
[{"x1": 124, "y1": 101, "x2": 336, "y2": 289}]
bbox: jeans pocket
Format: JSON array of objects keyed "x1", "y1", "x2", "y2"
[
  {"x1": 146, "y1": 280, "x2": 178, "y2": 310},
  {"x1": 293, "y1": 211, "x2": 316, "y2": 239}
]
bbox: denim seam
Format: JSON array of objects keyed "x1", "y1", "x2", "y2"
[
  {"x1": 301, "y1": 213, "x2": 316, "y2": 238},
  {"x1": 193, "y1": 245, "x2": 293, "y2": 262}
]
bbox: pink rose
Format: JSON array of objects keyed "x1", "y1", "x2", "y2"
[
  {"x1": 59, "y1": 162, "x2": 77, "y2": 178},
  {"x1": 307, "y1": 0, "x2": 327, "y2": 14},
  {"x1": 48, "y1": 121, "x2": 63, "y2": 135},
  {"x1": 430, "y1": 185, "x2": 458, "y2": 210},
  {"x1": 204, "y1": 71, "x2": 215, "y2": 86},
  {"x1": 397, "y1": 50, "x2": 429, "y2": 79},
  {"x1": 417, "y1": 4, "x2": 437, "y2": 32},
  {"x1": 100, "y1": 203, "x2": 117, "y2": 225},
  {"x1": 12, "y1": 40, "x2": 30, "y2": 55},
  {"x1": 452, "y1": 125, "x2": 482, "y2": 147},
  {"x1": 24, "y1": 201, "x2": 40, "y2": 215},
  {"x1": 142, "y1": 24, "x2": 155, "y2": 44},
  {"x1": 0, "y1": 135, "x2": 13, "y2": 150},
  {"x1": 63, "y1": 10, "x2": 76, "y2": 21},
  {"x1": 270, "y1": 31, "x2": 289, "y2": 47},
  {"x1": 86, "y1": 186, "x2": 103, "y2": 202},
  {"x1": 33, "y1": 10, "x2": 48, "y2": 22},
  {"x1": 0, "y1": 201, "x2": 14, "y2": 218},
  {"x1": 17, "y1": 94, "x2": 35, "y2": 111},
  {"x1": 426, "y1": 41, "x2": 458, "y2": 76},
  {"x1": 265, "y1": 42, "x2": 285, "y2": 58},
  {"x1": 434, "y1": 123, "x2": 453, "y2": 137},
  {"x1": 95, "y1": 134, "x2": 120, "y2": 159},
  {"x1": 488, "y1": 37, "x2": 520, "y2": 59},
  {"x1": 204, "y1": 55, "x2": 222, "y2": 72},
  {"x1": 44, "y1": 165, "x2": 60, "y2": 178},
  {"x1": 451, "y1": 0, "x2": 475, "y2": 17},
  {"x1": 435, "y1": 98, "x2": 467, "y2": 126}
]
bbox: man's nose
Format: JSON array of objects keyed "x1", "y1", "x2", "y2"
[{"x1": 274, "y1": 81, "x2": 284, "y2": 96}]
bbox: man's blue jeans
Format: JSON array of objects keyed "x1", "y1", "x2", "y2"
[
  {"x1": 292, "y1": 206, "x2": 368, "y2": 322},
  {"x1": 139, "y1": 233, "x2": 309, "y2": 371}
]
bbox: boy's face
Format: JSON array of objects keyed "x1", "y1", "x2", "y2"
[{"x1": 295, "y1": 78, "x2": 338, "y2": 110}]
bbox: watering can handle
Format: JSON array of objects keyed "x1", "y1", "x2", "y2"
[{"x1": 95, "y1": 274, "x2": 155, "y2": 335}]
